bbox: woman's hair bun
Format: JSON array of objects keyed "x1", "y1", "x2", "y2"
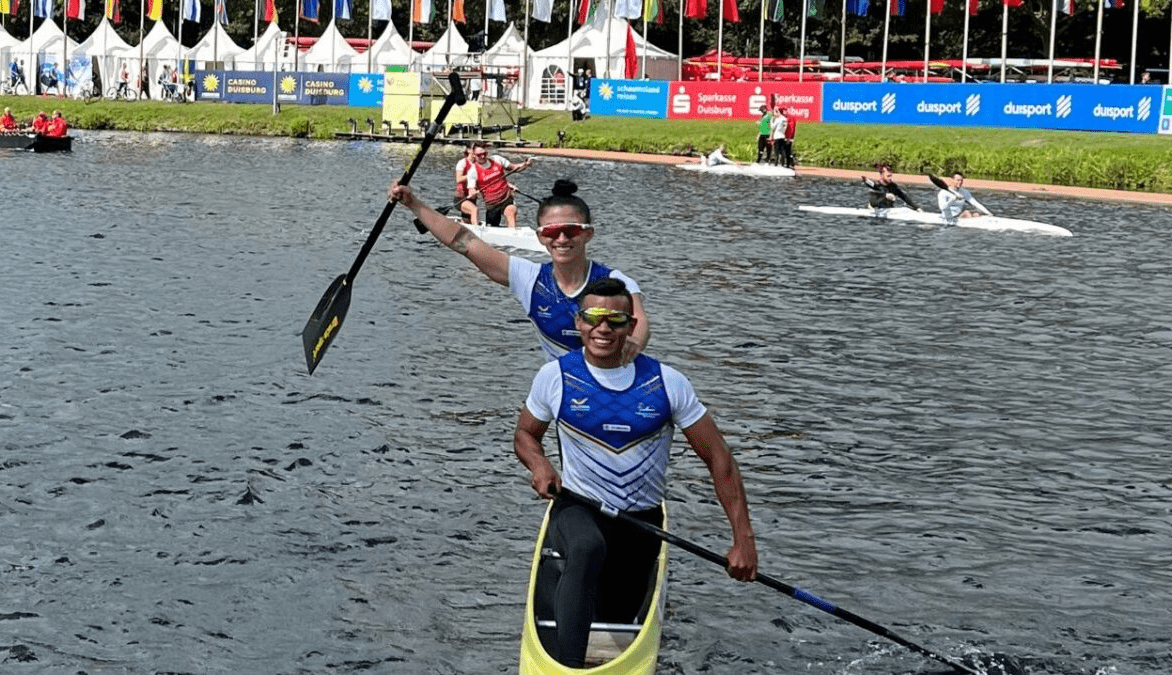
[{"x1": 551, "y1": 179, "x2": 579, "y2": 198}]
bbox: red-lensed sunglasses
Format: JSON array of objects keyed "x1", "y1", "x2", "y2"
[{"x1": 537, "y1": 223, "x2": 592, "y2": 239}]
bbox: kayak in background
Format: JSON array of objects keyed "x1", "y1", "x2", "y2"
[
  {"x1": 678, "y1": 162, "x2": 796, "y2": 178},
  {"x1": 519, "y1": 502, "x2": 668, "y2": 675},
  {"x1": 453, "y1": 218, "x2": 547, "y2": 253},
  {"x1": 797, "y1": 205, "x2": 1073, "y2": 237}
]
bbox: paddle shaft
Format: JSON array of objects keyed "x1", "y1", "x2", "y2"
[
  {"x1": 557, "y1": 490, "x2": 979, "y2": 675},
  {"x1": 928, "y1": 173, "x2": 993, "y2": 217}
]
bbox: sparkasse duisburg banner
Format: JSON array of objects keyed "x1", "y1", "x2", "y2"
[{"x1": 822, "y1": 83, "x2": 1159, "y2": 134}]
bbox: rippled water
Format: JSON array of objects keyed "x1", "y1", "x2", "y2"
[{"x1": 2, "y1": 131, "x2": 1170, "y2": 675}]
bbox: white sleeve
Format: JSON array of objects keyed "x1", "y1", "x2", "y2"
[
  {"x1": 608, "y1": 269, "x2": 642, "y2": 296},
  {"x1": 662, "y1": 364, "x2": 708, "y2": 429},
  {"x1": 494, "y1": 155, "x2": 512, "y2": 169},
  {"x1": 509, "y1": 256, "x2": 542, "y2": 314},
  {"x1": 524, "y1": 361, "x2": 563, "y2": 423},
  {"x1": 466, "y1": 166, "x2": 477, "y2": 189}
]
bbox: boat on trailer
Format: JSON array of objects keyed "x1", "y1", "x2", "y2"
[
  {"x1": 678, "y1": 161, "x2": 796, "y2": 178},
  {"x1": 797, "y1": 205, "x2": 1073, "y2": 236},
  {"x1": 0, "y1": 133, "x2": 73, "y2": 153},
  {"x1": 519, "y1": 502, "x2": 668, "y2": 675}
]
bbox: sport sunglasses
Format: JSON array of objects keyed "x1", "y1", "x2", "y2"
[
  {"x1": 576, "y1": 307, "x2": 633, "y2": 329},
  {"x1": 537, "y1": 222, "x2": 593, "y2": 239}
]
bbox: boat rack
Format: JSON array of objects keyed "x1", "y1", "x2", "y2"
[{"x1": 334, "y1": 117, "x2": 539, "y2": 148}]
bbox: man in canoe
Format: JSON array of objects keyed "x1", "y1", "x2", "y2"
[
  {"x1": 465, "y1": 141, "x2": 533, "y2": 228},
  {"x1": 936, "y1": 171, "x2": 981, "y2": 220},
  {"x1": 513, "y1": 277, "x2": 758, "y2": 668},
  {"x1": 865, "y1": 162, "x2": 921, "y2": 211}
]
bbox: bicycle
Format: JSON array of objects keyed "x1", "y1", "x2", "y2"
[
  {"x1": 1, "y1": 77, "x2": 29, "y2": 95},
  {"x1": 106, "y1": 85, "x2": 139, "y2": 101}
]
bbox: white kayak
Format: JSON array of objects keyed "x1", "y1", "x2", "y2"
[
  {"x1": 457, "y1": 220, "x2": 547, "y2": 253},
  {"x1": 678, "y1": 162, "x2": 797, "y2": 178},
  {"x1": 797, "y1": 205, "x2": 1073, "y2": 237}
]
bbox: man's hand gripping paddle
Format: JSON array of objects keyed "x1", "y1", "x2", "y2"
[{"x1": 301, "y1": 72, "x2": 467, "y2": 374}]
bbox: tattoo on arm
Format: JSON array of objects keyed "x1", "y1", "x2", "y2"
[{"x1": 449, "y1": 227, "x2": 476, "y2": 254}]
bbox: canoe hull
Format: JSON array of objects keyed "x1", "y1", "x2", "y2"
[
  {"x1": 519, "y1": 502, "x2": 668, "y2": 675},
  {"x1": 679, "y1": 162, "x2": 796, "y2": 178},
  {"x1": 457, "y1": 220, "x2": 547, "y2": 253},
  {"x1": 798, "y1": 205, "x2": 1072, "y2": 236},
  {"x1": 0, "y1": 133, "x2": 73, "y2": 153}
]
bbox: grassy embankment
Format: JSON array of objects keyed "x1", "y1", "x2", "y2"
[{"x1": 4, "y1": 94, "x2": 1171, "y2": 193}]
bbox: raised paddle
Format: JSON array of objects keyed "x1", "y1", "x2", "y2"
[
  {"x1": 556, "y1": 489, "x2": 982, "y2": 675},
  {"x1": 927, "y1": 173, "x2": 994, "y2": 216},
  {"x1": 302, "y1": 72, "x2": 466, "y2": 374}
]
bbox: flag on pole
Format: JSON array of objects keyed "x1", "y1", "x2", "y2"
[
  {"x1": 808, "y1": 0, "x2": 823, "y2": 14},
  {"x1": 767, "y1": 0, "x2": 783, "y2": 19},
  {"x1": 0, "y1": 0, "x2": 16, "y2": 15},
  {"x1": 624, "y1": 22, "x2": 637, "y2": 77},
  {"x1": 33, "y1": 0, "x2": 52, "y2": 16},
  {"x1": 370, "y1": 0, "x2": 390, "y2": 20},
  {"x1": 1059, "y1": 0, "x2": 1072, "y2": 11},
  {"x1": 335, "y1": 0, "x2": 351, "y2": 19},
  {"x1": 723, "y1": 0, "x2": 739, "y2": 20},
  {"x1": 412, "y1": 0, "x2": 431, "y2": 22},
  {"x1": 146, "y1": 0, "x2": 162, "y2": 19},
  {"x1": 65, "y1": 0, "x2": 82, "y2": 18},
  {"x1": 683, "y1": 0, "x2": 705, "y2": 18},
  {"x1": 1003, "y1": 0, "x2": 1022, "y2": 6},
  {"x1": 532, "y1": 0, "x2": 552, "y2": 20},
  {"x1": 301, "y1": 0, "x2": 319, "y2": 20},
  {"x1": 488, "y1": 0, "x2": 505, "y2": 20},
  {"x1": 576, "y1": 0, "x2": 597, "y2": 23},
  {"x1": 615, "y1": 0, "x2": 641, "y2": 18},
  {"x1": 1102, "y1": 0, "x2": 1120, "y2": 6},
  {"x1": 929, "y1": 0, "x2": 943, "y2": 11},
  {"x1": 846, "y1": 0, "x2": 869, "y2": 15},
  {"x1": 182, "y1": 0, "x2": 199, "y2": 21},
  {"x1": 889, "y1": 0, "x2": 904, "y2": 14},
  {"x1": 967, "y1": 0, "x2": 977, "y2": 13},
  {"x1": 215, "y1": 0, "x2": 228, "y2": 22},
  {"x1": 643, "y1": 0, "x2": 665, "y2": 22},
  {"x1": 450, "y1": 0, "x2": 463, "y2": 20},
  {"x1": 105, "y1": 0, "x2": 120, "y2": 21}
]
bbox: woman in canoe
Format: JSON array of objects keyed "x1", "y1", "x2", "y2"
[{"x1": 388, "y1": 179, "x2": 651, "y2": 363}]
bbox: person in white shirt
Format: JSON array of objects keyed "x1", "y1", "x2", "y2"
[
  {"x1": 703, "y1": 143, "x2": 735, "y2": 166},
  {"x1": 936, "y1": 171, "x2": 981, "y2": 221},
  {"x1": 768, "y1": 107, "x2": 787, "y2": 166}
]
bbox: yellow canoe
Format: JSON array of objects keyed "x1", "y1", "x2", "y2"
[{"x1": 519, "y1": 502, "x2": 669, "y2": 675}]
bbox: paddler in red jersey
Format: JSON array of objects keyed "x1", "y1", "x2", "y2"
[
  {"x1": 465, "y1": 141, "x2": 534, "y2": 228},
  {"x1": 30, "y1": 111, "x2": 50, "y2": 135},
  {"x1": 46, "y1": 110, "x2": 69, "y2": 137},
  {"x1": 0, "y1": 107, "x2": 19, "y2": 131}
]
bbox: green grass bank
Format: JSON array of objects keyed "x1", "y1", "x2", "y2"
[{"x1": 5, "y1": 95, "x2": 1171, "y2": 193}]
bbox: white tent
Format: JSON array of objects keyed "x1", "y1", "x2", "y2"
[
  {"x1": 141, "y1": 21, "x2": 182, "y2": 99},
  {"x1": 303, "y1": 20, "x2": 361, "y2": 71},
  {"x1": 236, "y1": 22, "x2": 293, "y2": 71},
  {"x1": 186, "y1": 21, "x2": 245, "y2": 67},
  {"x1": 27, "y1": 19, "x2": 81, "y2": 95},
  {"x1": 527, "y1": 11, "x2": 674, "y2": 110},
  {"x1": 75, "y1": 17, "x2": 135, "y2": 94},
  {"x1": 420, "y1": 22, "x2": 468, "y2": 72},
  {"x1": 0, "y1": 24, "x2": 23, "y2": 82},
  {"x1": 368, "y1": 22, "x2": 415, "y2": 72},
  {"x1": 479, "y1": 23, "x2": 528, "y2": 102}
]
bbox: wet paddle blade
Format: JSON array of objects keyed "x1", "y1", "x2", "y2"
[{"x1": 302, "y1": 273, "x2": 351, "y2": 374}]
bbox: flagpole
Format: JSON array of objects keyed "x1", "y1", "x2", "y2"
[
  {"x1": 294, "y1": 0, "x2": 300, "y2": 70},
  {"x1": 140, "y1": 0, "x2": 146, "y2": 95},
  {"x1": 961, "y1": 0, "x2": 970, "y2": 81},
  {"x1": 1046, "y1": 0, "x2": 1056, "y2": 82},
  {"x1": 28, "y1": 0, "x2": 33, "y2": 95},
  {"x1": 840, "y1": 0, "x2": 847, "y2": 79},
  {"x1": 999, "y1": 0, "x2": 1007, "y2": 83},
  {"x1": 409, "y1": 0, "x2": 415, "y2": 70},
  {"x1": 604, "y1": 0, "x2": 612, "y2": 77},
  {"x1": 1129, "y1": 0, "x2": 1138, "y2": 83},
  {"x1": 63, "y1": 9, "x2": 68, "y2": 97},
  {"x1": 798, "y1": 0, "x2": 807, "y2": 82},
  {"x1": 1093, "y1": 0, "x2": 1102, "y2": 82},
  {"x1": 215, "y1": 2, "x2": 220, "y2": 63},
  {"x1": 521, "y1": 0, "x2": 529, "y2": 105},
  {"x1": 367, "y1": 0, "x2": 373, "y2": 71},
  {"x1": 447, "y1": 0, "x2": 453, "y2": 66},
  {"x1": 880, "y1": 0, "x2": 891, "y2": 81},
  {"x1": 717, "y1": 0, "x2": 723, "y2": 79},
  {"x1": 483, "y1": 0, "x2": 489, "y2": 54},
  {"x1": 757, "y1": 0, "x2": 764, "y2": 81},
  {"x1": 565, "y1": 0, "x2": 571, "y2": 110},
  {"x1": 641, "y1": 16, "x2": 648, "y2": 76},
  {"x1": 922, "y1": 0, "x2": 930, "y2": 82},
  {"x1": 255, "y1": 0, "x2": 261, "y2": 65},
  {"x1": 677, "y1": 0, "x2": 682, "y2": 79}
]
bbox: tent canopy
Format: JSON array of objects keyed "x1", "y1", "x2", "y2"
[
  {"x1": 187, "y1": 22, "x2": 246, "y2": 65},
  {"x1": 421, "y1": 22, "x2": 468, "y2": 71},
  {"x1": 369, "y1": 21, "x2": 416, "y2": 71},
  {"x1": 236, "y1": 22, "x2": 292, "y2": 70},
  {"x1": 303, "y1": 20, "x2": 361, "y2": 70}
]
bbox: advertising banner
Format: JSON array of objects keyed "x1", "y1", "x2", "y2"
[
  {"x1": 383, "y1": 71, "x2": 422, "y2": 125},
  {"x1": 348, "y1": 72, "x2": 385, "y2": 108},
  {"x1": 666, "y1": 81, "x2": 823, "y2": 122},
  {"x1": 196, "y1": 70, "x2": 277, "y2": 104},
  {"x1": 589, "y1": 79, "x2": 669, "y2": 119},
  {"x1": 823, "y1": 83, "x2": 1159, "y2": 134},
  {"x1": 300, "y1": 73, "x2": 349, "y2": 106},
  {"x1": 1159, "y1": 86, "x2": 1172, "y2": 134}
]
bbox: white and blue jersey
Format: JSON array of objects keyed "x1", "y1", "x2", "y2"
[
  {"x1": 508, "y1": 257, "x2": 641, "y2": 361},
  {"x1": 525, "y1": 350, "x2": 708, "y2": 512}
]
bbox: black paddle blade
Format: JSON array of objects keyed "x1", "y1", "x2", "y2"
[
  {"x1": 927, "y1": 172, "x2": 949, "y2": 191},
  {"x1": 302, "y1": 273, "x2": 351, "y2": 374},
  {"x1": 448, "y1": 71, "x2": 467, "y2": 106}
]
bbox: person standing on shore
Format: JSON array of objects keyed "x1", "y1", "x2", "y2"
[
  {"x1": 769, "y1": 107, "x2": 787, "y2": 166},
  {"x1": 755, "y1": 105, "x2": 773, "y2": 164},
  {"x1": 781, "y1": 108, "x2": 797, "y2": 169}
]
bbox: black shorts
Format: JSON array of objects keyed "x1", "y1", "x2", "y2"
[{"x1": 484, "y1": 195, "x2": 515, "y2": 227}]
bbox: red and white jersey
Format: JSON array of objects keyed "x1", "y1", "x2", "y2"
[{"x1": 466, "y1": 155, "x2": 515, "y2": 206}]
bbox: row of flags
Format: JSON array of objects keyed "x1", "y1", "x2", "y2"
[{"x1": 0, "y1": 0, "x2": 1132, "y2": 24}]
